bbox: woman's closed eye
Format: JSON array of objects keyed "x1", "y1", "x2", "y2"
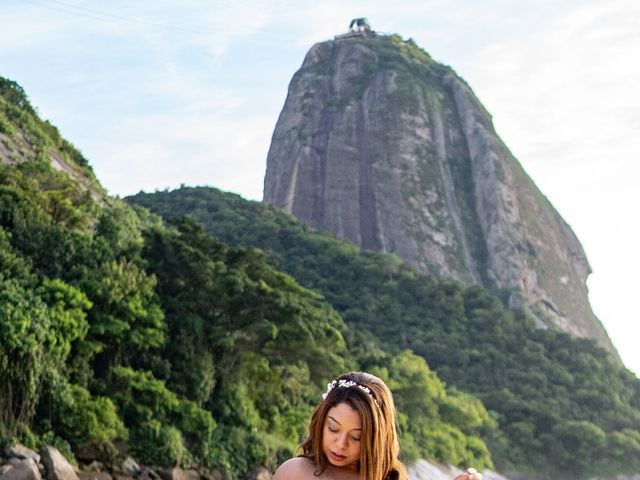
[{"x1": 328, "y1": 424, "x2": 360, "y2": 441}]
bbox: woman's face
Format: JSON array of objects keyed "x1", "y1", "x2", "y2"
[{"x1": 322, "y1": 402, "x2": 362, "y2": 471}]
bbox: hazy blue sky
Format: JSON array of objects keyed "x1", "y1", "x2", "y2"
[{"x1": 2, "y1": 0, "x2": 639, "y2": 375}]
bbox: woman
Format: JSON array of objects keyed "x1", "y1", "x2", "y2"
[
  {"x1": 273, "y1": 371, "x2": 403, "y2": 480},
  {"x1": 273, "y1": 371, "x2": 482, "y2": 480}
]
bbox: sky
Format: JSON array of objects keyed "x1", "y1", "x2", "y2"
[{"x1": 2, "y1": 0, "x2": 639, "y2": 375}]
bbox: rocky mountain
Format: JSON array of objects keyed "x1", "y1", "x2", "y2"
[{"x1": 263, "y1": 31, "x2": 615, "y2": 356}]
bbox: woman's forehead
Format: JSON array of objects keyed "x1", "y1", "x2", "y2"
[{"x1": 326, "y1": 402, "x2": 362, "y2": 429}]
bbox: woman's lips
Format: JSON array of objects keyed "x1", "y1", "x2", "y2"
[{"x1": 330, "y1": 451, "x2": 347, "y2": 462}]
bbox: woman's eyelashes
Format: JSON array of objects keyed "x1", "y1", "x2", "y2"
[{"x1": 328, "y1": 423, "x2": 361, "y2": 442}]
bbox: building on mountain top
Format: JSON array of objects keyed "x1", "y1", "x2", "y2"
[{"x1": 349, "y1": 17, "x2": 371, "y2": 32}]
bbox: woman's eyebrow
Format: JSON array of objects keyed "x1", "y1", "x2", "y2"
[
  {"x1": 327, "y1": 416, "x2": 362, "y2": 430},
  {"x1": 327, "y1": 415, "x2": 341, "y2": 425}
]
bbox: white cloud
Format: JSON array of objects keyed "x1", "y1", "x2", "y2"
[{"x1": 91, "y1": 109, "x2": 272, "y2": 200}]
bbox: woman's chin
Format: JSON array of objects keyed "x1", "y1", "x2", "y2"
[{"x1": 327, "y1": 456, "x2": 358, "y2": 472}]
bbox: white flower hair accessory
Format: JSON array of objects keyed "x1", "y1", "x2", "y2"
[{"x1": 322, "y1": 379, "x2": 379, "y2": 406}]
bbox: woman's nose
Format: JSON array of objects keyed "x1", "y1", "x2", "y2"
[{"x1": 336, "y1": 434, "x2": 348, "y2": 448}]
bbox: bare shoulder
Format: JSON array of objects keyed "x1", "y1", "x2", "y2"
[{"x1": 273, "y1": 457, "x2": 317, "y2": 480}]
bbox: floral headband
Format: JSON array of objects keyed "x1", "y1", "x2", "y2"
[{"x1": 322, "y1": 379, "x2": 379, "y2": 406}]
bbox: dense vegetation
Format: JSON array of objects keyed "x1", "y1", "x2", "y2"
[
  {"x1": 128, "y1": 186, "x2": 640, "y2": 479},
  {"x1": 0, "y1": 77, "x2": 493, "y2": 477},
  {"x1": 0, "y1": 78, "x2": 98, "y2": 180}
]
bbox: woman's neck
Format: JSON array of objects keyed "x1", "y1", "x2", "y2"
[{"x1": 322, "y1": 464, "x2": 361, "y2": 480}]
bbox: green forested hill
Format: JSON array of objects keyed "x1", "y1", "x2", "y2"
[
  {"x1": 128, "y1": 186, "x2": 640, "y2": 479},
  {"x1": 0, "y1": 77, "x2": 493, "y2": 477}
]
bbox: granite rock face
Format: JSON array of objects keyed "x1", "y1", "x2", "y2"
[{"x1": 263, "y1": 33, "x2": 616, "y2": 355}]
